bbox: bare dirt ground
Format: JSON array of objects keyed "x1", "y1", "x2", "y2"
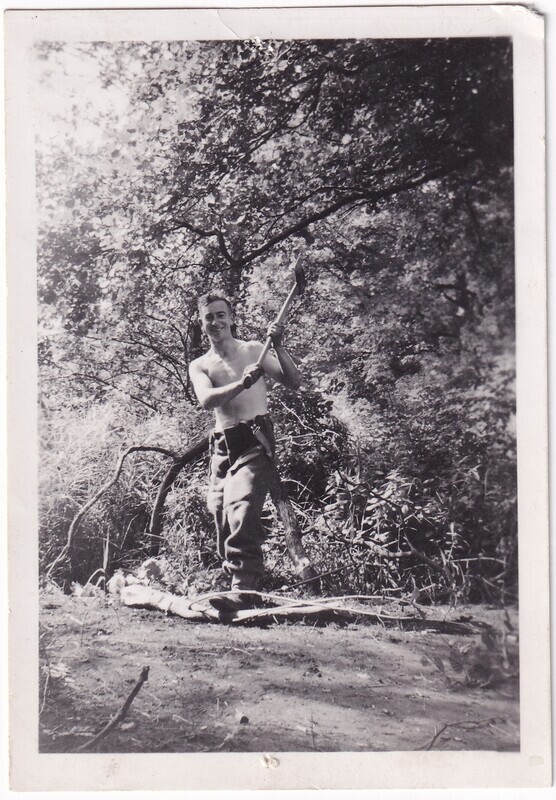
[{"x1": 39, "y1": 590, "x2": 519, "y2": 754}]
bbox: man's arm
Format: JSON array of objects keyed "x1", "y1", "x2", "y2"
[
  {"x1": 260, "y1": 323, "x2": 303, "y2": 390},
  {"x1": 189, "y1": 359, "x2": 262, "y2": 410}
]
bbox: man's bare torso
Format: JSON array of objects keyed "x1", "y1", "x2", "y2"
[{"x1": 196, "y1": 340, "x2": 268, "y2": 430}]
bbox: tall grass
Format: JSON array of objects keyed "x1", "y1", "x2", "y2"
[{"x1": 39, "y1": 400, "x2": 211, "y2": 587}]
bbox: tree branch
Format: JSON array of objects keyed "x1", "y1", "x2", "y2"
[
  {"x1": 148, "y1": 434, "x2": 210, "y2": 555},
  {"x1": 171, "y1": 154, "x2": 476, "y2": 270},
  {"x1": 65, "y1": 372, "x2": 159, "y2": 413},
  {"x1": 76, "y1": 666, "x2": 149, "y2": 752},
  {"x1": 45, "y1": 446, "x2": 178, "y2": 579},
  {"x1": 236, "y1": 155, "x2": 476, "y2": 267}
]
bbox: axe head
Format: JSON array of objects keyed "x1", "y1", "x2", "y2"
[{"x1": 293, "y1": 259, "x2": 307, "y2": 296}]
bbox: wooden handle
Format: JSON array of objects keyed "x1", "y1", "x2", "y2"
[{"x1": 244, "y1": 261, "x2": 302, "y2": 389}]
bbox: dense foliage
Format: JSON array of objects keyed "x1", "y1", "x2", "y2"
[{"x1": 36, "y1": 37, "x2": 515, "y2": 600}]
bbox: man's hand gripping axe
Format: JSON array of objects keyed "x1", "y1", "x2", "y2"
[{"x1": 243, "y1": 257, "x2": 307, "y2": 389}]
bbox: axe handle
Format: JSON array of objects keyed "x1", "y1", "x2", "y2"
[
  {"x1": 244, "y1": 279, "x2": 300, "y2": 389},
  {"x1": 255, "y1": 337, "x2": 274, "y2": 371},
  {"x1": 257, "y1": 281, "x2": 299, "y2": 365}
]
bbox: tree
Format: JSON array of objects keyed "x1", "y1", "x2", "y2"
[{"x1": 35, "y1": 37, "x2": 516, "y2": 597}]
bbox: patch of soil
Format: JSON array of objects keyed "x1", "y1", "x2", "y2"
[{"x1": 39, "y1": 592, "x2": 519, "y2": 754}]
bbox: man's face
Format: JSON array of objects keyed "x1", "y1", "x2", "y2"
[{"x1": 199, "y1": 300, "x2": 233, "y2": 343}]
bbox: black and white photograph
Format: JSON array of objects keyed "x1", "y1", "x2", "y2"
[{"x1": 5, "y1": 5, "x2": 550, "y2": 792}]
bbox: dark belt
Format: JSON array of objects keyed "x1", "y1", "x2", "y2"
[{"x1": 211, "y1": 415, "x2": 273, "y2": 462}]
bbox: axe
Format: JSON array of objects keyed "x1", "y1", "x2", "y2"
[{"x1": 243, "y1": 256, "x2": 307, "y2": 388}]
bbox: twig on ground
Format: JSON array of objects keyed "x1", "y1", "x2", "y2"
[
  {"x1": 207, "y1": 732, "x2": 235, "y2": 752},
  {"x1": 76, "y1": 666, "x2": 150, "y2": 752},
  {"x1": 423, "y1": 723, "x2": 448, "y2": 751},
  {"x1": 172, "y1": 713, "x2": 190, "y2": 724},
  {"x1": 415, "y1": 717, "x2": 497, "y2": 751},
  {"x1": 214, "y1": 684, "x2": 232, "y2": 697}
]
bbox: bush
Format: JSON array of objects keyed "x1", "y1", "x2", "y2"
[
  {"x1": 39, "y1": 378, "x2": 517, "y2": 604},
  {"x1": 301, "y1": 460, "x2": 516, "y2": 602}
]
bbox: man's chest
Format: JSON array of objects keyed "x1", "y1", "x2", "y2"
[{"x1": 206, "y1": 351, "x2": 251, "y2": 385}]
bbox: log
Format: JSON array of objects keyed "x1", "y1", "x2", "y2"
[
  {"x1": 121, "y1": 584, "x2": 212, "y2": 619},
  {"x1": 120, "y1": 585, "x2": 478, "y2": 634}
]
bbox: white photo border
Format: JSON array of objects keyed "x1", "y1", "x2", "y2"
[{"x1": 6, "y1": 4, "x2": 550, "y2": 791}]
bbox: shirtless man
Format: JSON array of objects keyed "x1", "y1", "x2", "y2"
[{"x1": 189, "y1": 291, "x2": 302, "y2": 609}]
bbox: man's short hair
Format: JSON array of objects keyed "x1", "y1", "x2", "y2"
[{"x1": 197, "y1": 291, "x2": 233, "y2": 314}]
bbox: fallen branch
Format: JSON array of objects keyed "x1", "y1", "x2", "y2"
[
  {"x1": 120, "y1": 585, "x2": 478, "y2": 633},
  {"x1": 122, "y1": 585, "x2": 209, "y2": 619},
  {"x1": 421, "y1": 723, "x2": 448, "y2": 751},
  {"x1": 76, "y1": 666, "x2": 150, "y2": 752},
  {"x1": 227, "y1": 599, "x2": 452, "y2": 628},
  {"x1": 45, "y1": 446, "x2": 177, "y2": 579},
  {"x1": 148, "y1": 434, "x2": 210, "y2": 555}
]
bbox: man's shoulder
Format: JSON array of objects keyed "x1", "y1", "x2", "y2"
[
  {"x1": 189, "y1": 352, "x2": 211, "y2": 372},
  {"x1": 237, "y1": 338, "x2": 263, "y2": 352}
]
